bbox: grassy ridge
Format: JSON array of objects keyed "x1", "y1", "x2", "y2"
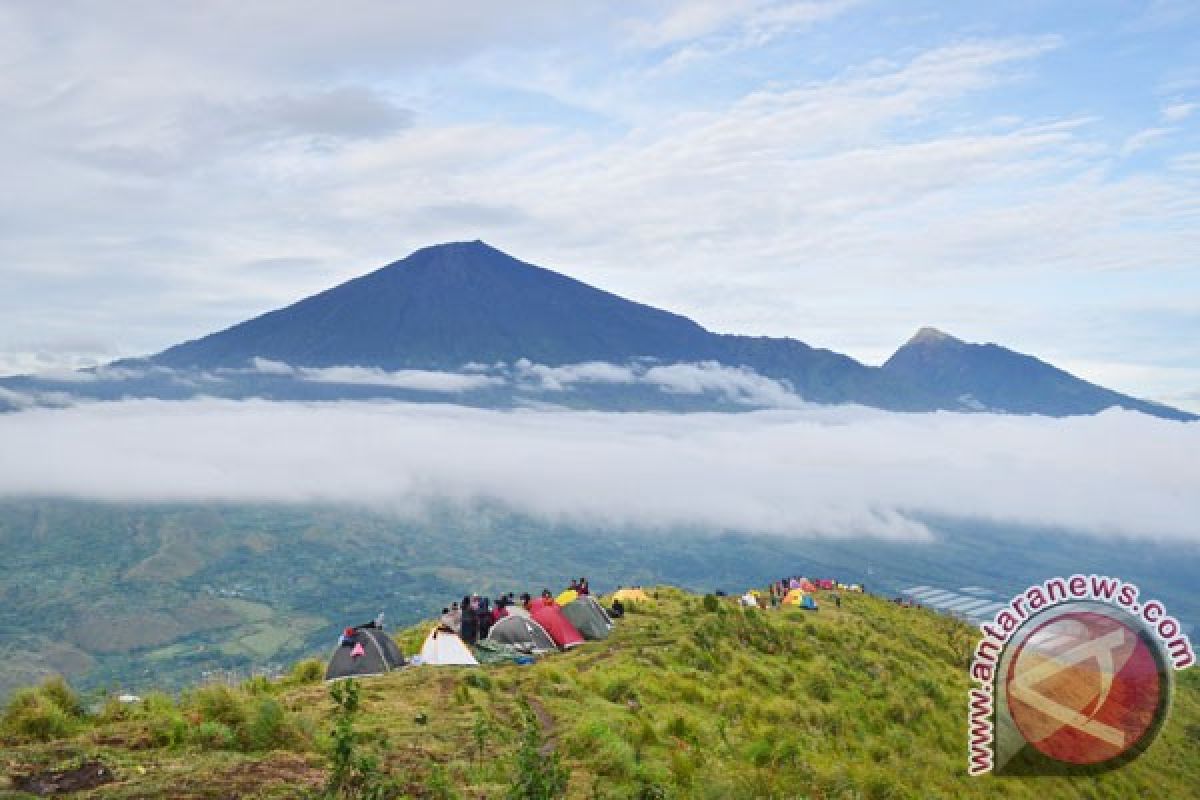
[{"x1": 1, "y1": 588, "x2": 1197, "y2": 798}]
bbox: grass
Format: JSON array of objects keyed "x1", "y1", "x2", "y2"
[{"x1": 0, "y1": 587, "x2": 1197, "y2": 798}]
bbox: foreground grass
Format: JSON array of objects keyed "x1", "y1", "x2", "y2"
[{"x1": 1, "y1": 588, "x2": 1197, "y2": 798}]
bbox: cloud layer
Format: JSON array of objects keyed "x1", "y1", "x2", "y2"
[{"x1": 0, "y1": 399, "x2": 1195, "y2": 543}]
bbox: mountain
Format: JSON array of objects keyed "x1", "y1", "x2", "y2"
[
  {"x1": 4, "y1": 240, "x2": 1192, "y2": 419},
  {"x1": 880, "y1": 327, "x2": 1186, "y2": 418},
  {"x1": 3, "y1": 586, "x2": 1198, "y2": 798},
  {"x1": 150, "y1": 240, "x2": 880, "y2": 406}
]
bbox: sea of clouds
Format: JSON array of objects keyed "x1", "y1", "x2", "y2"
[{"x1": 0, "y1": 397, "x2": 1194, "y2": 543}]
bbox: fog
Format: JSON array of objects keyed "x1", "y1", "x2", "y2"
[{"x1": 0, "y1": 399, "x2": 1195, "y2": 543}]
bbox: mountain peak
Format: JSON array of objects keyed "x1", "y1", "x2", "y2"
[{"x1": 906, "y1": 327, "x2": 961, "y2": 346}]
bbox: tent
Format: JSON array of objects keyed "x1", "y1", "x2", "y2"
[
  {"x1": 556, "y1": 588, "x2": 579, "y2": 606},
  {"x1": 561, "y1": 596, "x2": 613, "y2": 641},
  {"x1": 817, "y1": 579, "x2": 835, "y2": 590},
  {"x1": 612, "y1": 588, "x2": 650, "y2": 604},
  {"x1": 418, "y1": 626, "x2": 479, "y2": 666},
  {"x1": 487, "y1": 615, "x2": 558, "y2": 654},
  {"x1": 740, "y1": 592, "x2": 759, "y2": 607},
  {"x1": 325, "y1": 627, "x2": 405, "y2": 681},
  {"x1": 799, "y1": 578, "x2": 817, "y2": 592},
  {"x1": 530, "y1": 602, "x2": 585, "y2": 649},
  {"x1": 782, "y1": 589, "x2": 818, "y2": 610}
]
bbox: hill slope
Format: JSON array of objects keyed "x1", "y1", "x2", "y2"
[{"x1": 2, "y1": 587, "x2": 1197, "y2": 798}]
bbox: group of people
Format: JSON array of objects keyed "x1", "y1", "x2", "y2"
[{"x1": 436, "y1": 578, "x2": 598, "y2": 645}]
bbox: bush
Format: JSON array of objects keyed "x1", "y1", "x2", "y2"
[
  {"x1": 289, "y1": 658, "x2": 326, "y2": 685},
  {"x1": 809, "y1": 675, "x2": 834, "y2": 703},
  {"x1": 190, "y1": 684, "x2": 248, "y2": 729},
  {"x1": 191, "y1": 720, "x2": 237, "y2": 750},
  {"x1": 39, "y1": 676, "x2": 84, "y2": 717},
  {"x1": 1, "y1": 687, "x2": 76, "y2": 742},
  {"x1": 702, "y1": 594, "x2": 720, "y2": 613},
  {"x1": 246, "y1": 696, "x2": 289, "y2": 751}
]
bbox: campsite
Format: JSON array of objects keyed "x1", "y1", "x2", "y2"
[{"x1": 2, "y1": 584, "x2": 1197, "y2": 799}]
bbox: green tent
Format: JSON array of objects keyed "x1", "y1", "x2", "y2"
[{"x1": 561, "y1": 596, "x2": 614, "y2": 641}]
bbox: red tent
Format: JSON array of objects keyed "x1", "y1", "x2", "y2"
[
  {"x1": 530, "y1": 603, "x2": 584, "y2": 649},
  {"x1": 817, "y1": 579, "x2": 835, "y2": 590},
  {"x1": 799, "y1": 578, "x2": 817, "y2": 592}
]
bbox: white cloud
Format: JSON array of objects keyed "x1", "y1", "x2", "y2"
[
  {"x1": 516, "y1": 359, "x2": 638, "y2": 391},
  {"x1": 642, "y1": 362, "x2": 805, "y2": 407},
  {"x1": 511, "y1": 359, "x2": 804, "y2": 406},
  {"x1": 1121, "y1": 126, "x2": 1174, "y2": 156},
  {"x1": 250, "y1": 357, "x2": 295, "y2": 375},
  {"x1": 1162, "y1": 102, "x2": 1195, "y2": 122},
  {"x1": 244, "y1": 357, "x2": 499, "y2": 390},
  {"x1": 0, "y1": 400, "x2": 1195, "y2": 544},
  {"x1": 295, "y1": 365, "x2": 501, "y2": 392}
]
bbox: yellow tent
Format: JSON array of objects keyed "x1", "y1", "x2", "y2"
[
  {"x1": 556, "y1": 589, "x2": 579, "y2": 606},
  {"x1": 782, "y1": 589, "x2": 818, "y2": 609},
  {"x1": 612, "y1": 588, "x2": 650, "y2": 603}
]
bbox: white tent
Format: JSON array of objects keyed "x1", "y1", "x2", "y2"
[{"x1": 418, "y1": 626, "x2": 479, "y2": 666}]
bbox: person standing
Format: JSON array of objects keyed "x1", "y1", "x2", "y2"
[{"x1": 460, "y1": 595, "x2": 478, "y2": 645}]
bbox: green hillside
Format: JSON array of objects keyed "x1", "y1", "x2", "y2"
[
  {"x1": 5, "y1": 500, "x2": 1198, "y2": 704},
  {"x1": 2, "y1": 588, "x2": 1196, "y2": 799}
]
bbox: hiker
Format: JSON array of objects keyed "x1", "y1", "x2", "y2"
[
  {"x1": 439, "y1": 607, "x2": 457, "y2": 631},
  {"x1": 450, "y1": 602, "x2": 462, "y2": 632},
  {"x1": 568, "y1": 579, "x2": 580, "y2": 592},
  {"x1": 492, "y1": 596, "x2": 509, "y2": 623},
  {"x1": 832, "y1": 592, "x2": 842, "y2": 610},
  {"x1": 520, "y1": 592, "x2": 533, "y2": 612},
  {"x1": 461, "y1": 595, "x2": 478, "y2": 645},
  {"x1": 540, "y1": 588, "x2": 554, "y2": 606},
  {"x1": 339, "y1": 627, "x2": 356, "y2": 646},
  {"x1": 578, "y1": 577, "x2": 590, "y2": 595},
  {"x1": 477, "y1": 596, "x2": 493, "y2": 639},
  {"x1": 610, "y1": 597, "x2": 625, "y2": 618}
]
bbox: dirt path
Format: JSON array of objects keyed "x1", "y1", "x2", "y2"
[{"x1": 525, "y1": 696, "x2": 557, "y2": 756}]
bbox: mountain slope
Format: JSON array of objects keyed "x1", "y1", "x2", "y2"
[
  {"x1": 2, "y1": 587, "x2": 1197, "y2": 798},
  {"x1": 881, "y1": 327, "x2": 1190, "y2": 418},
  {"x1": 154, "y1": 241, "x2": 717, "y2": 370}
]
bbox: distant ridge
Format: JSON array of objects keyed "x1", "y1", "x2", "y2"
[{"x1": 7, "y1": 241, "x2": 1193, "y2": 419}]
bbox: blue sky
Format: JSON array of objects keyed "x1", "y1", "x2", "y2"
[{"x1": 1, "y1": 1, "x2": 1197, "y2": 408}]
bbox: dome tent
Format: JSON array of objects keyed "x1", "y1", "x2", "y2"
[
  {"x1": 530, "y1": 600, "x2": 585, "y2": 649},
  {"x1": 325, "y1": 627, "x2": 405, "y2": 681},
  {"x1": 486, "y1": 615, "x2": 558, "y2": 654},
  {"x1": 561, "y1": 596, "x2": 614, "y2": 641},
  {"x1": 418, "y1": 626, "x2": 479, "y2": 666}
]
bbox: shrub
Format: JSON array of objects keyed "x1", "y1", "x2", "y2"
[
  {"x1": 191, "y1": 720, "x2": 237, "y2": 750},
  {"x1": 242, "y1": 675, "x2": 274, "y2": 695},
  {"x1": 1, "y1": 687, "x2": 76, "y2": 741},
  {"x1": 190, "y1": 684, "x2": 248, "y2": 729},
  {"x1": 702, "y1": 594, "x2": 719, "y2": 613},
  {"x1": 246, "y1": 696, "x2": 289, "y2": 751},
  {"x1": 809, "y1": 675, "x2": 834, "y2": 703},
  {"x1": 288, "y1": 658, "x2": 326, "y2": 685},
  {"x1": 39, "y1": 676, "x2": 85, "y2": 717}
]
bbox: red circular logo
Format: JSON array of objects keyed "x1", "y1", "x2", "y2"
[{"x1": 1005, "y1": 610, "x2": 1163, "y2": 765}]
